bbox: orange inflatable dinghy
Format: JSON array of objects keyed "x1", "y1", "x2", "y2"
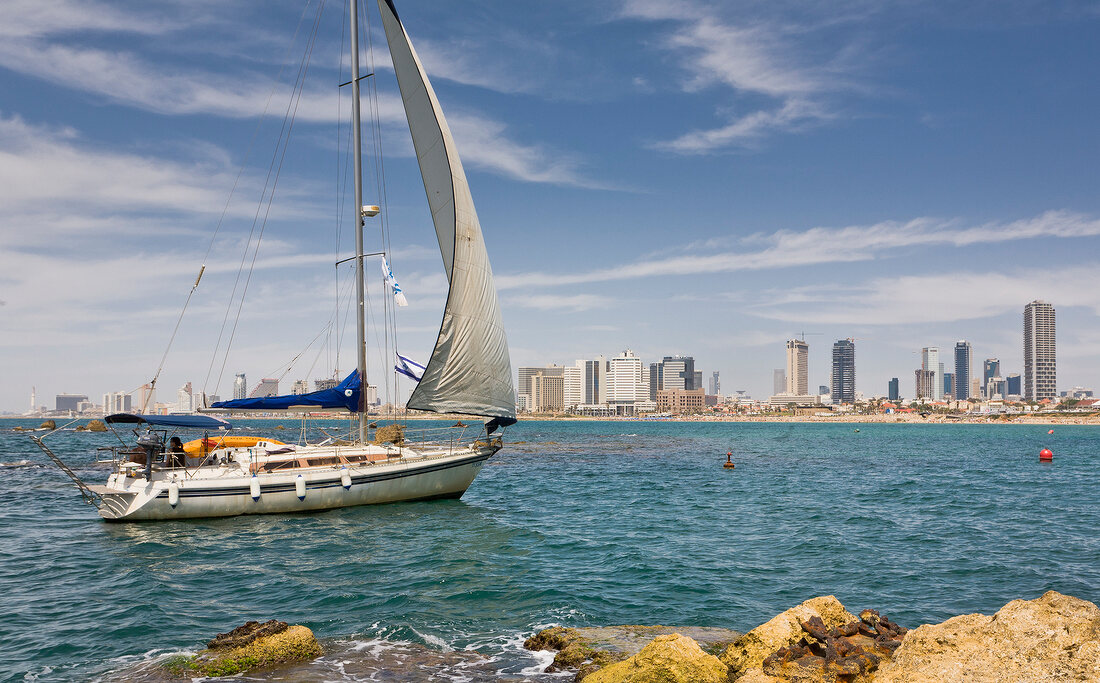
[{"x1": 182, "y1": 436, "x2": 286, "y2": 455}]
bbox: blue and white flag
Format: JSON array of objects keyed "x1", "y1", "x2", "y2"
[
  {"x1": 395, "y1": 353, "x2": 425, "y2": 382},
  {"x1": 381, "y1": 256, "x2": 409, "y2": 307}
]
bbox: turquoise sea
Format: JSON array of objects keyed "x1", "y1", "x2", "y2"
[{"x1": 1, "y1": 418, "x2": 1097, "y2": 681}]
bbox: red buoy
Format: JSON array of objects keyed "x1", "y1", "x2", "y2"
[
  {"x1": 1039, "y1": 448, "x2": 1053, "y2": 462},
  {"x1": 723, "y1": 452, "x2": 735, "y2": 469},
  {"x1": 1048, "y1": 429, "x2": 1054, "y2": 435}
]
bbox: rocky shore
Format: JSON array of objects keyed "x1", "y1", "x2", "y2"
[{"x1": 525, "y1": 591, "x2": 1100, "y2": 682}]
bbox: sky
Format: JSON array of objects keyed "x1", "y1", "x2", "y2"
[{"x1": 1, "y1": 0, "x2": 1099, "y2": 412}]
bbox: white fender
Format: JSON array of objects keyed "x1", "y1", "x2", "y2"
[
  {"x1": 295, "y1": 474, "x2": 306, "y2": 500},
  {"x1": 340, "y1": 467, "x2": 352, "y2": 490},
  {"x1": 168, "y1": 482, "x2": 180, "y2": 508},
  {"x1": 250, "y1": 476, "x2": 261, "y2": 501}
]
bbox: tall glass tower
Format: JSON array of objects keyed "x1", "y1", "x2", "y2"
[
  {"x1": 1024, "y1": 300, "x2": 1056, "y2": 400},
  {"x1": 954, "y1": 341, "x2": 972, "y2": 400},
  {"x1": 831, "y1": 339, "x2": 856, "y2": 404}
]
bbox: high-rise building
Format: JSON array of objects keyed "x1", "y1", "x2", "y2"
[
  {"x1": 831, "y1": 339, "x2": 855, "y2": 404},
  {"x1": 1024, "y1": 300, "x2": 1056, "y2": 400},
  {"x1": 920, "y1": 347, "x2": 943, "y2": 401},
  {"x1": 249, "y1": 379, "x2": 279, "y2": 399},
  {"x1": 564, "y1": 359, "x2": 609, "y2": 409},
  {"x1": 943, "y1": 372, "x2": 954, "y2": 399},
  {"x1": 773, "y1": 369, "x2": 786, "y2": 396},
  {"x1": 518, "y1": 365, "x2": 564, "y2": 402},
  {"x1": 137, "y1": 383, "x2": 156, "y2": 412},
  {"x1": 607, "y1": 349, "x2": 648, "y2": 406},
  {"x1": 786, "y1": 340, "x2": 809, "y2": 396},
  {"x1": 954, "y1": 341, "x2": 972, "y2": 400},
  {"x1": 888, "y1": 378, "x2": 900, "y2": 401},
  {"x1": 982, "y1": 358, "x2": 1000, "y2": 395},
  {"x1": 103, "y1": 392, "x2": 132, "y2": 414},
  {"x1": 291, "y1": 380, "x2": 309, "y2": 395},
  {"x1": 987, "y1": 377, "x2": 1006, "y2": 399},
  {"x1": 563, "y1": 364, "x2": 582, "y2": 409},
  {"x1": 708, "y1": 371, "x2": 720, "y2": 397},
  {"x1": 233, "y1": 373, "x2": 247, "y2": 400},
  {"x1": 55, "y1": 394, "x2": 88, "y2": 412},
  {"x1": 177, "y1": 382, "x2": 193, "y2": 412},
  {"x1": 1006, "y1": 373, "x2": 1022, "y2": 397},
  {"x1": 530, "y1": 372, "x2": 565, "y2": 412},
  {"x1": 819, "y1": 385, "x2": 829, "y2": 396},
  {"x1": 914, "y1": 369, "x2": 935, "y2": 400}
]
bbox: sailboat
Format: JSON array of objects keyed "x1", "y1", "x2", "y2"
[{"x1": 31, "y1": 0, "x2": 516, "y2": 521}]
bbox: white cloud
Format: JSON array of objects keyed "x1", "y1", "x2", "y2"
[
  {"x1": 620, "y1": 0, "x2": 852, "y2": 152},
  {"x1": 503, "y1": 293, "x2": 612, "y2": 311},
  {"x1": 495, "y1": 210, "x2": 1100, "y2": 290},
  {"x1": 750, "y1": 267, "x2": 1100, "y2": 325}
]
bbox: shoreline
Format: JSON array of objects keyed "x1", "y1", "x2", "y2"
[{"x1": 3, "y1": 413, "x2": 1098, "y2": 426}]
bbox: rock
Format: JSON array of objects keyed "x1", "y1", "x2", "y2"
[
  {"x1": 757, "y1": 609, "x2": 907, "y2": 682},
  {"x1": 162, "y1": 621, "x2": 321, "y2": 678},
  {"x1": 874, "y1": 591, "x2": 1100, "y2": 682},
  {"x1": 524, "y1": 627, "x2": 627, "y2": 676},
  {"x1": 524, "y1": 625, "x2": 741, "y2": 679},
  {"x1": 582, "y1": 633, "x2": 728, "y2": 683},
  {"x1": 721, "y1": 596, "x2": 856, "y2": 679},
  {"x1": 39, "y1": 420, "x2": 56, "y2": 430}
]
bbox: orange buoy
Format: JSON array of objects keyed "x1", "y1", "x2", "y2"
[
  {"x1": 1048, "y1": 429, "x2": 1054, "y2": 435},
  {"x1": 723, "y1": 452, "x2": 735, "y2": 469},
  {"x1": 1039, "y1": 448, "x2": 1053, "y2": 462}
]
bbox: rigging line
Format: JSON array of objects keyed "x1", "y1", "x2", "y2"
[
  {"x1": 208, "y1": 0, "x2": 327, "y2": 394},
  {"x1": 332, "y1": 0, "x2": 349, "y2": 379},
  {"x1": 264, "y1": 320, "x2": 333, "y2": 383},
  {"x1": 212, "y1": 0, "x2": 328, "y2": 396},
  {"x1": 363, "y1": 2, "x2": 398, "y2": 410},
  {"x1": 192, "y1": 0, "x2": 321, "y2": 398},
  {"x1": 204, "y1": 1, "x2": 326, "y2": 396}
]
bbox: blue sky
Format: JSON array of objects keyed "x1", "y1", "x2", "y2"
[{"x1": 2, "y1": 0, "x2": 1099, "y2": 412}]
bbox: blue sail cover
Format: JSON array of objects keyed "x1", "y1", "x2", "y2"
[
  {"x1": 105, "y1": 413, "x2": 232, "y2": 429},
  {"x1": 211, "y1": 371, "x2": 361, "y2": 412}
]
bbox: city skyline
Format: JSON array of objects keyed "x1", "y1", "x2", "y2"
[{"x1": 3, "y1": 2, "x2": 1100, "y2": 412}]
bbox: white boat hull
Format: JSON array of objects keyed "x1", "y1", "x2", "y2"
[{"x1": 91, "y1": 445, "x2": 495, "y2": 522}]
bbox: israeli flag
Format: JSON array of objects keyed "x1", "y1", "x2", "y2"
[
  {"x1": 395, "y1": 353, "x2": 425, "y2": 382},
  {"x1": 381, "y1": 256, "x2": 409, "y2": 307}
]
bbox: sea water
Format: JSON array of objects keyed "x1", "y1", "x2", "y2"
[{"x1": 1, "y1": 419, "x2": 1097, "y2": 681}]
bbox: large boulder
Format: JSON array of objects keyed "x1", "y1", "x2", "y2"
[
  {"x1": 582, "y1": 633, "x2": 728, "y2": 683},
  {"x1": 874, "y1": 591, "x2": 1100, "y2": 682},
  {"x1": 86, "y1": 419, "x2": 108, "y2": 432},
  {"x1": 163, "y1": 620, "x2": 322, "y2": 678},
  {"x1": 721, "y1": 596, "x2": 855, "y2": 679}
]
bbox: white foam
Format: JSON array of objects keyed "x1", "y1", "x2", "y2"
[{"x1": 411, "y1": 627, "x2": 452, "y2": 652}]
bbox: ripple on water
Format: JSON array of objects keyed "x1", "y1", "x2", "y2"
[{"x1": 1, "y1": 420, "x2": 1099, "y2": 680}]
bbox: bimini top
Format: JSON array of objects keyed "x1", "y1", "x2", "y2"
[
  {"x1": 210, "y1": 370, "x2": 361, "y2": 413},
  {"x1": 104, "y1": 413, "x2": 232, "y2": 429}
]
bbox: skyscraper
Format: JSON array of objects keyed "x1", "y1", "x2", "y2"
[
  {"x1": 831, "y1": 339, "x2": 855, "y2": 404},
  {"x1": 1006, "y1": 373, "x2": 1021, "y2": 397},
  {"x1": 607, "y1": 350, "x2": 648, "y2": 406},
  {"x1": 1024, "y1": 300, "x2": 1056, "y2": 400},
  {"x1": 943, "y1": 372, "x2": 954, "y2": 398},
  {"x1": 953, "y1": 341, "x2": 972, "y2": 400},
  {"x1": 920, "y1": 347, "x2": 943, "y2": 401},
  {"x1": 786, "y1": 340, "x2": 809, "y2": 396},
  {"x1": 888, "y1": 378, "x2": 900, "y2": 401},
  {"x1": 249, "y1": 379, "x2": 279, "y2": 399},
  {"x1": 708, "y1": 371, "x2": 720, "y2": 396},
  {"x1": 233, "y1": 373, "x2": 247, "y2": 400},
  {"x1": 982, "y1": 358, "x2": 1000, "y2": 395}
]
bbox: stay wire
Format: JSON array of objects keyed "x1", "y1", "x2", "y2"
[
  {"x1": 210, "y1": 0, "x2": 328, "y2": 397},
  {"x1": 153, "y1": 0, "x2": 319, "y2": 410}
]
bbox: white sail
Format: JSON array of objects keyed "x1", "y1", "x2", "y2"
[{"x1": 377, "y1": 0, "x2": 516, "y2": 421}]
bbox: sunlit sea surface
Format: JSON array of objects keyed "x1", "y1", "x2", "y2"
[{"x1": 1, "y1": 418, "x2": 1097, "y2": 681}]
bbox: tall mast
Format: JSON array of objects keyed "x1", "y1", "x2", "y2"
[{"x1": 349, "y1": 0, "x2": 368, "y2": 443}]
